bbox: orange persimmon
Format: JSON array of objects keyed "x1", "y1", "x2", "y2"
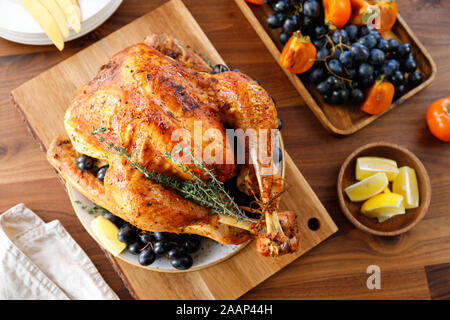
[
  {"x1": 350, "y1": 0, "x2": 370, "y2": 25},
  {"x1": 360, "y1": 78, "x2": 395, "y2": 115},
  {"x1": 426, "y1": 97, "x2": 450, "y2": 142},
  {"x1": 323, "y1": 0, "x2": 352, "y2": 28},
  {"x1": 372, "y1": 0, "x2": 398, "y2": 33},
  {"x1": 350, "y1": 0, "x2": 398, "y2": 34},
  {"x1": 279, "y1": 31, "x2": 316, "y2": 74}
]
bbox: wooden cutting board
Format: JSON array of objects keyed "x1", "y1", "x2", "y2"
[{"x1": 11, "y1": 0, "x2": 337, "y2": 299}]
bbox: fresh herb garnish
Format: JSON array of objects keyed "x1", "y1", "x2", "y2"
[
  {"x1": 74, "y1": 200, "x2": 87, "y2": 210},
  {"x1": 192, "y1": 49, "x2": 215, "y2": 69},
  {"x1": 75, "y1": 200, "x2": 108, "y2": 215},
  {"x1": 87, "y1": 205, "x2": 109, "y2": 215},
  {"x1": 90, "y1": 126, "x2": 253, "y2": 222}
]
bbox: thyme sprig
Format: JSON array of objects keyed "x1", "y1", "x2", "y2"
[
  {"x1": 90, "y1": 126, "x2": 253, "y2": 222},
  {"x1": 192, "y1": 49, "x2": 215, "y2": 69},
  {"x1": 74, "y1": 200, "x2": 109, "y2": 215},
  {"x1": 165, "y1": 146, "x2": 248, "y2": 221}
]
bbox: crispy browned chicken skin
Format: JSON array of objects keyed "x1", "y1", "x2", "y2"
[{"x1": 47, "y1": 34, "x2": 299, "y2": 256}]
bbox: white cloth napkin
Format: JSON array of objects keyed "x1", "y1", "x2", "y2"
[{"x1": 0, "y1": 203, "x2": 119, "y2": 300}]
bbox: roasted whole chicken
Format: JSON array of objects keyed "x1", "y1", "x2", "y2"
[{"x1": 47, "y1": 34, "x2": 299, "y2": 257}]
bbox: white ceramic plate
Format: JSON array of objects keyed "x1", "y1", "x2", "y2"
[
  {"x1": 0, "y1": 0, "x2": 122, "y2": 46},
  {"x1": 67, "y1": 184, "x2": 248, "y2": 273}
]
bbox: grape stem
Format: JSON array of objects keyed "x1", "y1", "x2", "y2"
[{"x1": 313, "y1": 34, "x2": 354, "y2": 87}]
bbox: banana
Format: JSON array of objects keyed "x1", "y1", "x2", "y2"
[
  {"x1": 39, "y1": 0, "x2": 69, "y2": 38},
  {"x1": 21, "y1": 0, "x2": 64, "y2": 51},
  {"x1": 56, "y1": 0, "x2": 81, "y2": 33},
  {"x1": 70, "y1": 0, "x2": 82, "y2": 31}
]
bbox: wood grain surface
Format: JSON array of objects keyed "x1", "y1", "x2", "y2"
[{"x1": 1, "y1": 0, "x2": 450, "y2": 300}]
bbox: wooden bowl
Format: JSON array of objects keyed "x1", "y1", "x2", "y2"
[{"x1": 337, "y1": 142, "x2": 431, "y2": 236}]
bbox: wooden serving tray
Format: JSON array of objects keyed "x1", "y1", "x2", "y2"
[
  {"x1": 11, "y1": 0, "x2": 337, "y2": 299},
  {"x1": 235, "y1": 0, "x2": 437, "y2": 135}
]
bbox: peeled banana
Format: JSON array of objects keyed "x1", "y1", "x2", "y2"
[
  {"x1": 21, "y1": 0, "x2": 82, "y2": 51},
  {"x1": 56, "y1": 0, "x2": 81, "y2": 34},
  {"x1": 39, "y1": 0, "x2": 70, "y2": 38}
]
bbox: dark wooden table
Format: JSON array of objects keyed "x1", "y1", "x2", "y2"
[{"x1": 1, "y1": 0, "x2": 449, "y2": 300}]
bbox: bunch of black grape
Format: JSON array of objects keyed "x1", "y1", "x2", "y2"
[
  {"x1": 308, "y1": 25, "x2": 423, "y2": 105},
  {"x1": 103, "y1": 211, "x2": 201, "y2": 270},
  {"x1": 264, "y1": 1, "x2": 423, "y2": 105},
  {"x1": 265, "y1": 0, "x2": 325, "y2": 44}
]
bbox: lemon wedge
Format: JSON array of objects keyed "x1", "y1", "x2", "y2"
[
  {"x1": 392, "y1": 166, "x2": 419, "y2": 209},
  {"x1": 361, "y1": 192, "x2": 405, "y2": 223},
  {"x1": 91, "y1": 215, "x2": 126, "y2": 256},
  {"x1": 356, "y1": 157, "x2": 399, "y2": 181},
  {"x1": 361, "y1": 192, "x2": 405, "y2": 218},
  {"x1": 376, "y1": 212, "x2": 403, "y2": 223},
  {"x1": 344, "y1": 172, "x2": 389, "y2": 202}
]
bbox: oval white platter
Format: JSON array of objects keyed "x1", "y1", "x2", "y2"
[
  {"x1": 67, "y1": 184, "x2": 248, "y2": 273},
  {"x1": 0, "y1": 0, "x2": 123, "y2": 46}
]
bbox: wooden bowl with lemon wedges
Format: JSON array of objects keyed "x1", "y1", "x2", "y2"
[{"x1": 337, "y1": 142, "x2": 431, "y2": 236}]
